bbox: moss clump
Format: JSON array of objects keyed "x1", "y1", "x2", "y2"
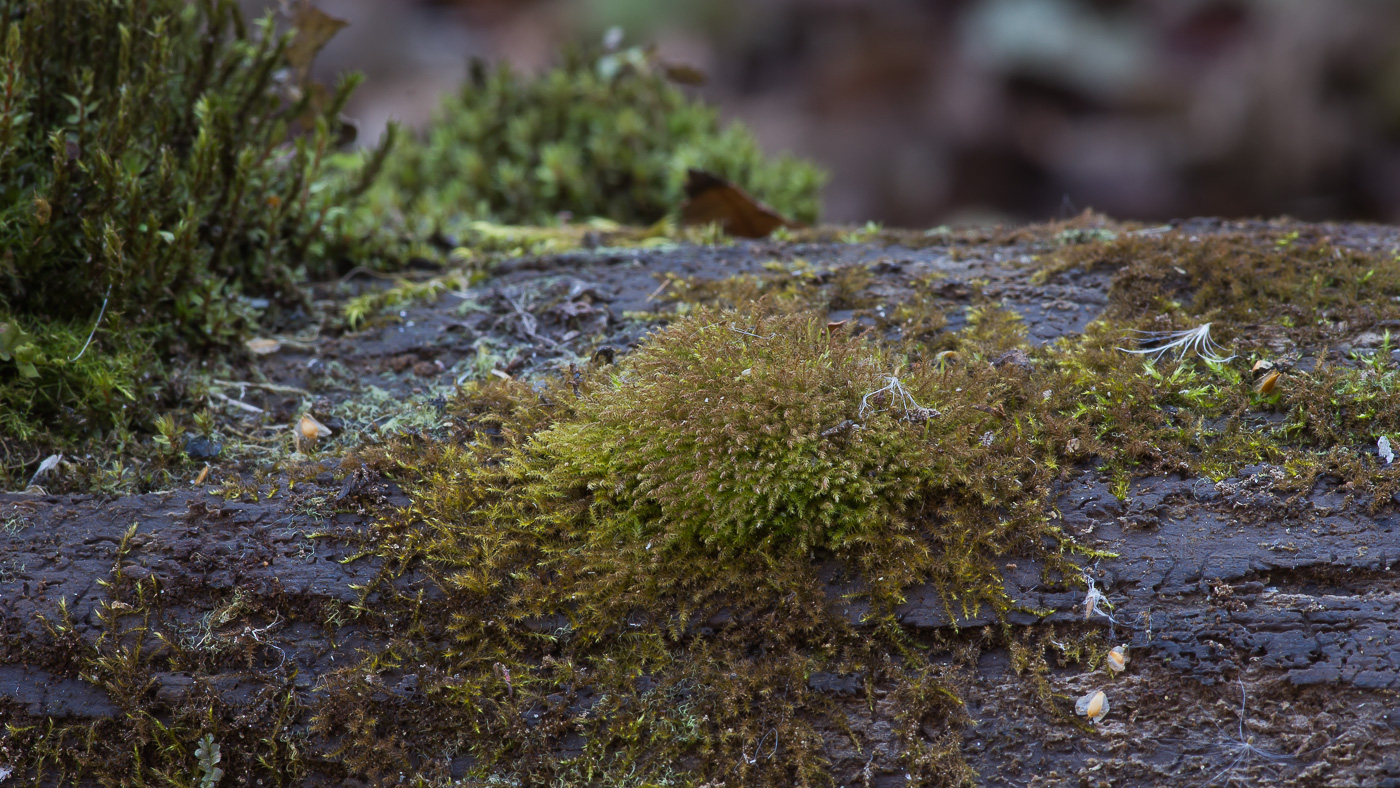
[
  {"x1": 323, "y1": 303, "x2": 1092, "y2": 785},
  {"x1": 0, "y1": 0, "x2": 383, "y2": 441},
  {"x1": 346, "y1": 43, "x2": 825, "y2": 243},
  {"x1": 1042, "y1": 229, "x2": 1400, "y2": 341},
  {"x1": 0, "y1": 317, "x2": 159, "y2": 442},
  {"x1": 17, "y1": 524, "x2": 310, "y2": 785},
  {"x1": 0, "y1": 0, "x2": 378, "y2": 335},
  {"x1": 537, "y1": 309, "x2": 932, "y2": 556}
]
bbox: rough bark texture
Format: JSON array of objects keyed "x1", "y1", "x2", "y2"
[{"x1": 4, "y1": 219, "x2": 1400, "y2": 786}]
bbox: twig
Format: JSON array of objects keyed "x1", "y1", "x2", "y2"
[
  {"x1": 644, "y1": 277, "x2": 673, "y2": 303},
  {"x1": 69, "y1": 285, "x2": 112, "y2": 362},
  {"x1": 728, "y1": 323, "x2": 775, "y2": 340},
  {"x1": 221, "y1": 423, "x2": 286, "y2": 444},
  {"x1": 210, "y1": 391, "x2": 265, "y2": 414},
  {"x1": 338, "y1": 265, "x2": 399, "y2": 283},
  {"x1": 501, "y1": 293, "x2": 562, "y2": 348},
  {"x1": 212, "y1": 379, "x2": 309, "y2": 396}
]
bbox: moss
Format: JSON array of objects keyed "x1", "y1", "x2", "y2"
[
  {"x1": 339, "y1": 42, "x2": 825, "y2": 254},
  {"x1": 1041, "y1": 229, "x2": 1400, "y2": 344},
  {"x1": 321, "y1": 303, "x2": 1100, "y2": 785},
  {"x1": 1018, "y1": 225, "x2": 1400, "y2": 491},
  {"x1": 0, "y1": 316, "x2": 160, "y2": 443},
  {"x1": 0, "y1": 6, "x2": 831, "y2": 469},
  {"x1": 538, "y1": 308, "x2": 937, "y2": 556},
  {"x1": 16, "y1": 216, "x2": 1400, "y2": 783},
  {"x1": 303, "y1": 235, "x2": 1400, "y2": 782},
  {"x1": 0, "y1": 0, "x2": 382, "y2": 335},
  {"x1": 16, "y1": 523, "x2": 311, "y2": 785}
]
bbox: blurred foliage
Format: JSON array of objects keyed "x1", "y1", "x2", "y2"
[
  {"x1": 0, "y1": 0, "x2": 383, "y2": 439},
  {"x1": 341, "y1": 42, "x2": 825, "y2": 254}
]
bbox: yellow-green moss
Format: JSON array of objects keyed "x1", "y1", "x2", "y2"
[
  {"x1": 331, "y1": 303, "x2": 1101, "y2": 785},
  {"x1": 318, "y1": 236, "x2": 1400, "y2": 782},
  {"x1": 23, "y1": 219, "x2": 1400, "y2": 785},
  {"x1": 1041, "y1": 229, "x2": 1400, "y2": 343}
]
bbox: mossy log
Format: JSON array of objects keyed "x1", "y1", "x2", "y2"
[{"x1": 2, "y1": 217, "x2": 1399, "y2": 786}]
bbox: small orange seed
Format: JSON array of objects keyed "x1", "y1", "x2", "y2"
[
  {"x1": 1076, "y1": 690, "x2": 1109, "y2": 722},
  {"x1": 1254, "y1": 369, "x2": 1281, "y2": 395}
]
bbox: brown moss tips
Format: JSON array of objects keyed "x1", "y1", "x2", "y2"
[{"x1": 1043, "y1": 230, "x2": 1400, "y2": 346}]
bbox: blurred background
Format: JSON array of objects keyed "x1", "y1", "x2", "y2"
[{"x1": 246, "y1": 0, "x2": 1400, "y2": 227}]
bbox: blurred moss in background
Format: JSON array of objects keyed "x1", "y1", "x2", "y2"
[
  {"x1": 277, "y1": 0, "x2": 1400, "y2": 227},
  {"x1": 341, "y1": 40, "x2": 823, "y2": 251}
]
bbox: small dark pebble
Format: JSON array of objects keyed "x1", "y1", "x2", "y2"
[{"x1": 183, "y1": 434, "x2": 222, "y2": 460}]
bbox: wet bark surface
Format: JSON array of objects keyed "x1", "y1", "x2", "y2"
[{"x1": 4, "y1": 219, "x2": 1400, "y2": 786}]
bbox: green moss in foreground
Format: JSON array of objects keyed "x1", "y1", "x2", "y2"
[
  {"x1": 320, "y1": 303, "x2": 1089, "y2": 785},
  {"x1": 316, "y1": 229, "x2": 1400, "y2": 785},
  {"x1": 19, "y1": 222, "x2": 1400, "y2": 786}
]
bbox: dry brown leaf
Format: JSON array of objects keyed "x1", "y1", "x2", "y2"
[
  {"x1": 287, "y1": 2, "x2": 348, "y2": 80},
  {"x1": 662, "y1": 63, "x2": 707, "y2": 86},
  {"x1": 679, "y1": 169, "x2": 800, "y2": 239}
]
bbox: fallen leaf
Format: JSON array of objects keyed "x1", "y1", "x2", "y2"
[
  {"x1": 245, "y1": 338, "x2": 281, "y2": 355},
  {"x1": 286, "y1": 2, "x2": 348, "y2": 80},
  {"x1": 662, "y1": 62, "x2": 707, "y2": 86},
  {"x1": 680, "y1": 169, "x2": 800, "y2": 239}
]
